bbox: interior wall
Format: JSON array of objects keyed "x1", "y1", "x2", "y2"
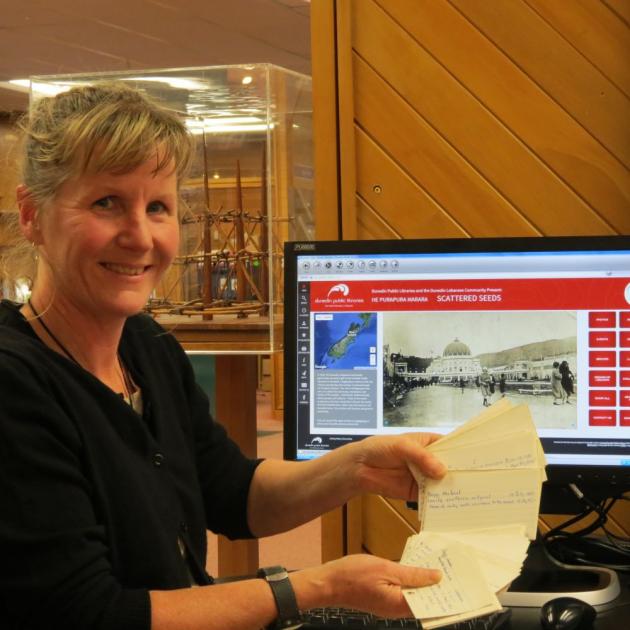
[{"x1": 312, "y1": 0, "x2": 630, "y2": 561}]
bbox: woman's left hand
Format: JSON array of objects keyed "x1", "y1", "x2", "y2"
[{"x1": 348, "y1": 433, "x2": 447, "y2": 501}]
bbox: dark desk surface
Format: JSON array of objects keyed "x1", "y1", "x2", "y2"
[{"x1": 506, "y1": 570, "x2": 630, "y2": 629}]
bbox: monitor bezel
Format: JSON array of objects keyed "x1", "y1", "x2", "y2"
[{"x1": 283, "y1": 235, "x2": 630, "y2": 497}]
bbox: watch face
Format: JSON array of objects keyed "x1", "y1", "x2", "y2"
[
  {"x1": 258, "y1": 565, "x2": 286, "y2": 578},
  {"x1": 268, "y1": 570, "x2": 290, "y2": 582}
]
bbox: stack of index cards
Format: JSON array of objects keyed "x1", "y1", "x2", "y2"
[{"x1": 402, "y1": 399, "x2": 547, "y2": 628}]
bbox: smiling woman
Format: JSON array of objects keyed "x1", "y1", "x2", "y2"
[
  {"x1": 7, "y1": 83, "x2": 192, "y2": 387},
  {"x1": 0, "y1": 83, "x2": 446, "y2": 630}
]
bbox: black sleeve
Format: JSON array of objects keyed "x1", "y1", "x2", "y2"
[
  {"x1": 0, "y1": 355, "x2": 150, "y2": 630},
  {"x1": 170, "y1": 338, "x2": 263, "y2": 540}
]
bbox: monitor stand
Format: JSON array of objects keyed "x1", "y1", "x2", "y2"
[{"x1": 498, "y1": 542, "x2": 621, "y2": 608}]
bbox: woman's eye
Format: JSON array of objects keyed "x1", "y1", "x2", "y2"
[
  {"x1": 147, "y1": 200, "x2": 168, "y2": 214},
  {"x1": 92, "y1": 196, "x2": 115, "y2": 210}
]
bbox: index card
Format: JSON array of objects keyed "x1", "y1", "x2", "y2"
[
  {"x1": 429, "y1": 404, "x2": 537, "y2": 452},
  {"x1": 421, "y1": 469, "x2": 541, "y2": 539},
  {"x1": 402, "y1": 542, "x2": 500, "y2": 619},
  {"x1": 401, "y1": 402, "x2": 544, "y2": 626},
  {"x1": 432, "y1": 398, "x2": 515, "y2": 446},
  {"x1": 403, "y1": 529, "x2": 529, "y2": 593},
  {"x1": 421, "y1": 602, "x2": 504, "y2": 630},
  {"x1": 430, "y1": 431, "x2": 540, "y2": 470}
]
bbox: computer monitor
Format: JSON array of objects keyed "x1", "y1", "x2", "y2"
[{"x1": 283, "y1": 236, "x2": 630, "y2": 506}]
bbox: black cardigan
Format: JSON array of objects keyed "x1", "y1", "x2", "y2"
[{"x1": 0, "y1": 300, "x2": 261, "y2": 629}]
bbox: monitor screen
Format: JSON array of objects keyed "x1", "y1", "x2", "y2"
[{"x1": 283, "y1": 236, "x2": 630, "y2": 497}]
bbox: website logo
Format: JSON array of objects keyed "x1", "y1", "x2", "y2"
[{"x1": 327, "y1": 283, "x2": 350, "y2": 298}]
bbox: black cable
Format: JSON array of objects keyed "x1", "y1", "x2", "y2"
[{"x1": 542, "y1": 484, "x2": 630, "y2": 573}]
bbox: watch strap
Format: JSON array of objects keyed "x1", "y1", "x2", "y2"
[{"x1": 257, "y1": 565, "x2": 302, "y2": 629}]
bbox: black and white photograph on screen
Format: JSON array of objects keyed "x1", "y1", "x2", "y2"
[{"x1": 382, "y1": 311, "x2": 577, "y2": 430}]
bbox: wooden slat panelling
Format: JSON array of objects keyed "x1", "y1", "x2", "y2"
[
  {"x1": 524, "y1": 0, "x2": 630, "y2": 97},
  {"x1": 355, "y1": 129, "x2": 466, "y2": 239},
  {"x1": 356, "y1": 198, "x2": 400, "y2": 240},
  {"x1": 355, "y1": 0, "x2": 618, "y2": 236},
  {"x1": 377, "y1": 0, "x2": 630, "y2": 234},
  {"x1": 602, "y1": 0, "x2": 630, "y2": 26},
  {"x1": 361, "y1": 494, "x2": 416, "y2": 560},
  {"x1": 450, "y1": 0, "x2": 630, "y2": 169},
  {"x1": 353, "y1": 57, "x2": 541, "y2": 236}
]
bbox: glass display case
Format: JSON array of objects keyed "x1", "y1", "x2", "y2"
[{"x1": 29, "y1": 65, "x2": 314, "y2": 353}]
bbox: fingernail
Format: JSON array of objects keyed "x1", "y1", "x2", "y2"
[{"x1": 429, "y1": 569, "x2": 442, "y2": 582}]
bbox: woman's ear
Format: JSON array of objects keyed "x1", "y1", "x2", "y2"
[{"x1": 16, "y1": 184, "x2": 41, "y2": 244}]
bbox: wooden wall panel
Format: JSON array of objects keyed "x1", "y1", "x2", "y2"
[
  {"x1": 354, "y1": 58, "x2": 540, "y2": 235},
  {"x1": 355, "y1": 0, "x2": 618, "y2": 237},
  {"x1": 450, "y1": 0, "x2": 630, "y2": 169},
  {"x1": 361, "y1": 494, "x2": 416, "y2": 561},
  {"x1": 356, "y1": 199, "x2": 400, "y2": 240},
  {"x1": 313, "y1": 0, "x2": 630, "y2": 561},
  {"x1": 603, "y1": 0, "x2": 630, "y2": 23},
  {"x1": 524, "y1": 0, "x2": 630, "y2": 97},
  {"x1": 355, "y1": 129, "x2": 466, "y2": 238},
  {"x1": 377, "y1": 0, "x2": 629, "y2": 233}
]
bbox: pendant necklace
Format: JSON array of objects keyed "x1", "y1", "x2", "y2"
[
  {"x1": 28, "y1": 299, "x2": 81, "y2": 366},
  {"x1": 28, "y1": 299, "x2": 131, "y2": 402}
]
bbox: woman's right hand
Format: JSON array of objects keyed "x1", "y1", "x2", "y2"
[{"x1": 291, "y1": 553, "x2": 441, "y2": 619}]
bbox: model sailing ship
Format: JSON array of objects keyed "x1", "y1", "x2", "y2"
[{"x1": 146, "y1": 146, "x2": 276, "y2": 322}]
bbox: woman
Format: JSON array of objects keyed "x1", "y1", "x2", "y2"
[
  {"x1": 559, "y1": 360, "x2": 575, "y2": 404},
  {"x1": 551, "y1": 361, "x2": 564, "y2": 405},
  {"x1": 0, "y1": 84, "x2": 445, "y2": 630}
]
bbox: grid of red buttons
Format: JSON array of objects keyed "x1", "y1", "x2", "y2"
[{"x1": 588, "y1": 311, "x2": 630, "y2": 426}]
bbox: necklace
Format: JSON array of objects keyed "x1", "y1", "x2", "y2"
[
  {"x1": 28, "y1": 299, "x2": 80, "y2": 366},
  {"x1": 118, "y1": 354, "x2": 134, "y2": 403},
  {"x1": 28, "y1": 299, "x2": 132, "y2": 402}
]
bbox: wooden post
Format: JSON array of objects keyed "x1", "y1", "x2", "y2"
[{"x1": 215, "y1": 354, "x2": 259, "y2": 576}]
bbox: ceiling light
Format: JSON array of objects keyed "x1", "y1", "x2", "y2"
[{"x1": 241, "y1": 76, "x2": 253, "y2": 85}]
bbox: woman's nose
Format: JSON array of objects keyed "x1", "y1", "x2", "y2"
[{"x1": 117, "y1": 211, "x2": 152, "y2": 251}]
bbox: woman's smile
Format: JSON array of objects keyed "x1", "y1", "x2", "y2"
[{"x1": 100, "y1": 262, "x2": 152, "y2": 276}]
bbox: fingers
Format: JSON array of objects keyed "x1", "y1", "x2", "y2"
[
  {"x1": 398, "y1": 564, "x2": 442, "y2": 588},
  {"x1": 398, "y1": 438, "x2": 447, "y2": 479},
  {"x1": 419, "y1": 451, "x2": 447, "y2": 479}
]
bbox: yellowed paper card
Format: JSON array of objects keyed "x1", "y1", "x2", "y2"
[
  {"x1": 421, "y1": 469, "x2": 541, "y2": 539},
  {"x1": 402, "y1": 543, "x2": 500, "y2": 619}
]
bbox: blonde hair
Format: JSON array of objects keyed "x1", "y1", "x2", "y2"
[
  {"x1": 22, "y1": 81, "x2": 193, "y2": 203},
  {"x1": 1, "y1": 82, "x2": 194, "y2": 293}
]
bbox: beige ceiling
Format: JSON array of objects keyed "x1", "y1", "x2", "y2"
[{"x1": 0, "y1": 0, "x2": 311, "y2": 112}]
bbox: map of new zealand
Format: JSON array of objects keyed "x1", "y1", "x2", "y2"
[{"x1": 314, "y1": 313, "x2": 377, "y2": 369}]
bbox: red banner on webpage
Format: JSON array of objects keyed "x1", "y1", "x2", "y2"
[{"x1": 309, "y1": 277, "x2": 630, "y2": 312}]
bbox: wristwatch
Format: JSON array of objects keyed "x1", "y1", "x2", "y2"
[{"x1": 257, "y1": 565, "x2": 302, "y2": 629}]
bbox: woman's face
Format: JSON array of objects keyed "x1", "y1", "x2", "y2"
[{"x1": 34, "y1": 156, "x2": 179, "y2": 322}]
